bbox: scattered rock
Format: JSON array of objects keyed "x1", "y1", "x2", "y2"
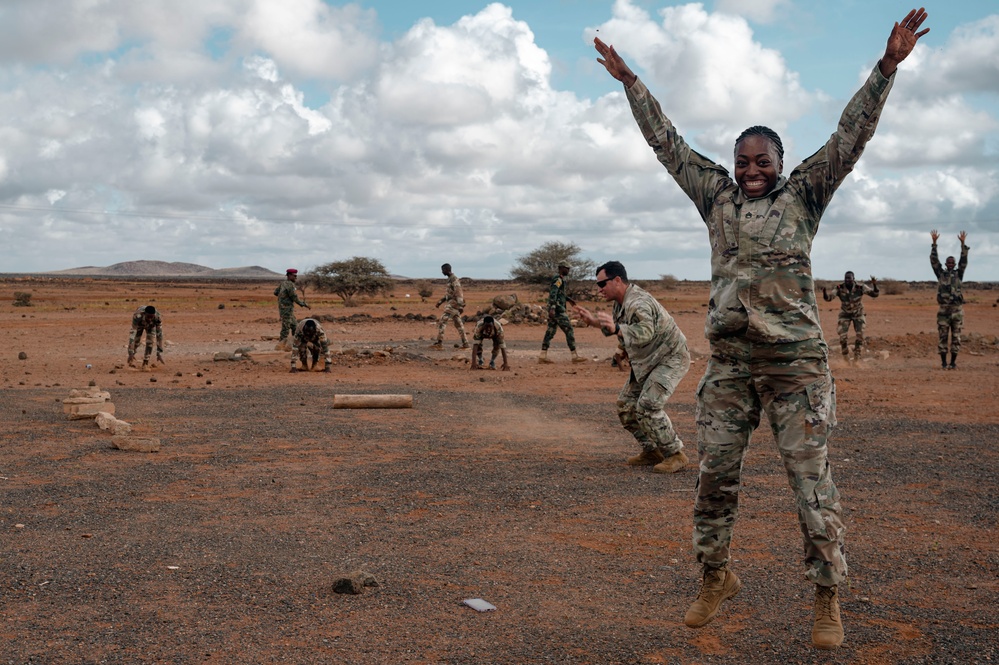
[
  {"x1": 18, "y1": 352, "x2": 27, "y2": 360},
  {"x1": 110, "y1": 436, "x2": 161, "y2": 453},
  {"x1": 332, "y1": 570, "x2": 379, "y2": 594}
]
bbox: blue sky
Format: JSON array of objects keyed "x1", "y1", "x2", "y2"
[{"x1": 0, "y1": 1, "x2": 996, "y2": 280}]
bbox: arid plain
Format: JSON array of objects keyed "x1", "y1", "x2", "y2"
[{"x1": 1, "y1": 276, "x2": 996, "y2": 664}]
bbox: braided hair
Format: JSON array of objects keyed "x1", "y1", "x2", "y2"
[{"x1": 734, "y1": 125, "x2": 784, "y2": 162}]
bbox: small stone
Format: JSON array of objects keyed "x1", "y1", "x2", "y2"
[{"x1": 17, "y1": 352, "x2": 27, "y2": 360}]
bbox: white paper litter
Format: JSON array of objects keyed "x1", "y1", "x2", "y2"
[{"x1": 463, "y1": 598, "x2": 497, "y2": 612}]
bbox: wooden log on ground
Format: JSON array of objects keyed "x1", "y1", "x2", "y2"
[{"x1": 332, "y1": 394, "x2": 413, "y2": 409}]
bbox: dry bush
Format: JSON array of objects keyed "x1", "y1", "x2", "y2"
[
  {"x1": 659, "y1": 274, "x2": 678, "y2": 290},
  {"x1": 13, "y1": 292, "x2": 32, "y2": 307},
  {"x1": 416, "y1": 281, "x2": 434, "y2": 302},
  {"x1": 879, "y1": 279, "x2": 908, "y2": 295}
]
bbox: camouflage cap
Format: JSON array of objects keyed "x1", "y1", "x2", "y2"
[{"x1": 558, "y1": 261, "x2": 572, "y2": 269}]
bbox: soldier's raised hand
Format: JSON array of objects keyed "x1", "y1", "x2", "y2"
[
  {"x1": 594, "y1": 37, "x2": 637, "y2": 88},
  {"x1": 958, "y1": 230, "x2": 968, "y2": 245},
  {"x1": 930, "y1": 229, "x2": 940, "y2": 244},
  {"x1": 880, "y1": 8, "x2": 930, "y2": 76}
]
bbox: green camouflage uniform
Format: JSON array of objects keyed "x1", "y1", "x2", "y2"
[
  {"x1": 128, "y1": 306, "x2": 163, "y2": 363},
  {"x1": 613, "y1": 283, "x2": 690, "y2": 457},
  {"x1": 625, "y1": 63, "x2": 897, "y2": 586},
  {"x1": 931, "y1": 243, "x2": 968, "y2": 355},
  {"x1": 823, "y1": 281, "x2": 879, "y2": 359},
  {"x1": 436, "y1": 273, "x2": 468, "y2": 345},
  {"x1": 274, "y1": 279, "x2": 308, "y2": 343},
  {"x1": 542, "y1": 273, "x2": 576, "y2": 352},
  {"x1": 291, "y1": 318, "x2": 332, "y2": 371}
]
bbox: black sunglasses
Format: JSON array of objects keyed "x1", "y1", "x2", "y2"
[{"x1": 596, "y1": 277, "x2": 614, "y2": 288}]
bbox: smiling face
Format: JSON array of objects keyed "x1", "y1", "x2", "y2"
[{"x1": 734, "y1": 135, "x2": 782, "y2": 199}]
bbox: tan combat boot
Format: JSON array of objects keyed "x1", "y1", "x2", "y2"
[
  {"x1": 538, "y1": 349, "x2": 554, "y2": 364},
  {"x1": 812, "y1": 585, "x2": 844, "y2": 650},
  {"x1": 429, "y1": 340, "x2": 444, "y2": 350},
  {"x1": 627, "y1": 448, "x2": 666, "y2": 466},
  {"x1": 653, "y1": 449, "x2": 689, "y2": 474},
  {"x1": 570, "y1": 349, "x2": 588, "y2": 363},
  {"x1": 684, "y1": 567, "x2": 741, "y2": 628}
]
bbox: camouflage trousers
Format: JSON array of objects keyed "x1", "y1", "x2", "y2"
[
  {"x1": 694, "y1": 337, "x2": 846, "y2": 587},
  {"x1": 292, "y1": 338, "x2": 332, "y2": 370},
  {"x1": 836, "y1": 313, "x2": 866, "y2": 358},
  {"x1": 128, "y1": 329, "x2": 155, "y2": 361},
  {"x1": 436, "y1": 306, "x2": 467, "y2": 344},
  {"x1": 542, "y1": 309, "x2": 576, "y2": 351},
  {"x1": 617, "y1": 355, "x2": 690, "y2": 457},
  {"x1": 937, "y1": 305, "x2": 963, "y2": 354},
  {"x1": 278, "y1": 307, "x2": 297, "y2": 342}
]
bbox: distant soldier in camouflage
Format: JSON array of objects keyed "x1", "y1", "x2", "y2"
[
  {"x1": 290, "y1": 318, "x2": 332, "y2": 373},
  {"x1": 823, "y1": 272, "x2": 879, "y2": 362},
  {"x1": 431, "y1": 263, "x2": 468, "y2": 349},
  {"x1": 538, "y1": 262, "x2": 586, "y2": 364},
  {"x1": 574, "y1": 261, "x2": 690, "y2": 474},
  {"x1": 127, "y1": 305, "x2": 164, "y2": 369},
  {"x1": 596, "y1": 8, "x2": 929, "y2": 649},
  {"x1": 274, "y1": 269, "x2": 310, "y2": 350},
  {"x1": 931, "y1": 230, "x2": 969, "y2": 369},
  {"x1": 470, "y1": 315, "x2": 509, "y2": 371}
]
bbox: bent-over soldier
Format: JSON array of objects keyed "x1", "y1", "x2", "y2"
[
  {"x1": 822, "y1": 272, "x2": 879, "y2": 362},
  {"x1": 574, "y1": 261, "x2": 690, "y2": 473},
  {"x1": 128, "y1": 305, "x2": 164, "y2": 369},
  {"x1": 290, "y1": 318, "x2": 332, "y2": 373},
  {"x1": 470, "y1": 316, "x2": 509, "y2": 371}
]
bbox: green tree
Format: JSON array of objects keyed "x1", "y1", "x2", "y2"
[
  {"x1": 510, "y1": 241, "x2": 596, "y2": 287},
  {"x1": 305, "y1": 257, "x2": 394, "y2": 307}
]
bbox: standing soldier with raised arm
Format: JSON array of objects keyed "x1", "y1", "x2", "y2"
[
  {"x1": 431, "y1": 263, "x2": 469, "y2": 349},
  {"x1": 931, "y1": 230, "x2": 969, "y2": 369},
  {"x1": 823, "y1": 272, "x2": 879, "y2": 363},
  {"x1": 275, "y1": 269, "x2": 310, "y2": 351},
  {"x1": 539, "y1": 262, "x2": 586, "y2": 364},
  {"x1": 595, "y1": 7, "x2": 929, "y2": 650}
]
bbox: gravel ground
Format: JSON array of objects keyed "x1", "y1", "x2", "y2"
[{"x1": 2, "y1": 385, "x2": 996, "y2": 664}]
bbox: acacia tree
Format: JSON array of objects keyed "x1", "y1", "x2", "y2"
[
  {"x1": 305, "y1": 257, "x2": 394, "y2": 307},
  {"x1": 510, "y1": 241, "x2": 596, "y2": 297}
]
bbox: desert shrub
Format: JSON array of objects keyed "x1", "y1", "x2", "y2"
[
  {"x1": 13, "y1": 292, "x2": 32, "y2": 307},
  {"x1": 305, "y1": 257, "x2": 394, "y2": 307},
  {"x1": 879, "y1": 278, "x2": 908, "y2": 295},
  {"x1": 416, "y1": 281, "x2": 434, "y2": 302},
  {"x1": 659, "y1": 274, "x2": 678, "y2": 290}
]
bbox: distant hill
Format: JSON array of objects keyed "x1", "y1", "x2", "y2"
[{"x1": 46, "y1": 260, "x2": 282, "y2": 279}]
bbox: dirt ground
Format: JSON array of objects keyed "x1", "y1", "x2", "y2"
[{"x1": 1, "y1": 276, "x2": 997, "y2": 664}]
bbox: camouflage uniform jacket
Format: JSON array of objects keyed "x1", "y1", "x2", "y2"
[
  {"x1": 824, "y1": 282, "x2": 878, "y2": 317},
  {"x1": 472, "y1": 318, "x2": 505, "y2": 344},
  {"x1": 439, "y1": 274, "x2": 465, "y2": 309},
  {"x1": 293, "y1": 318, "x2": 330, "y2": 351},
  {"x1": 130, "y1": 306, "x2": 163, "y2": 350},
  {"x1": 613, "y1": 284, "x2": 688, "y2": 385},
  {"x1": 547, "y1": 274, "x2": 568, "y2": 312},
  {"x1": 274, "y1": 279, "x2": 307, "y2": 308},
  {"x1": 625, "y1": 66, "x2": 895, "y2": 343},
  {"x1": 931, "y1": 244, "x2": 969, "y2": 305}
]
